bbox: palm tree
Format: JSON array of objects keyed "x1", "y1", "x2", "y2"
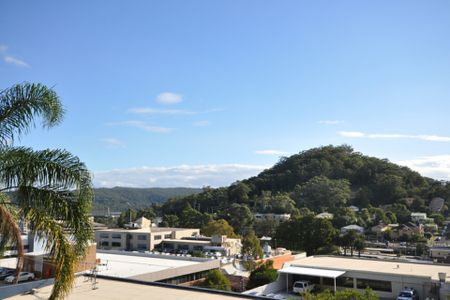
[{"x1": 0, "y1": 83, "x2": 93, "y2": 299}]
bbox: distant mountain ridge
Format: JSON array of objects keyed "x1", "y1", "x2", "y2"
[{"x1": 92, "y1": 187, "x2": 202, "y2": 212}]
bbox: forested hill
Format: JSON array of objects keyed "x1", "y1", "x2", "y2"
[
  {"x1": 92, "y1": 187, "x2": 202, "y2": 212},
  {"x1": 161, "y1": 145, "x2": 450, "y2": 220}
]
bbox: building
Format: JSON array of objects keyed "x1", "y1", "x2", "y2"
[
  {"x1": 430, "y1": 246, "x2": 450, "y2": 262},
  {"x1": 315, "y1": 212, "x2": 334, "y2": 219},
  {"x1": 245, "y1": 256, "x2": 450, "y2": 299},
  {"x1": 94, "y1": 250, "x2": 221, "y2": 284},
  {"x1": 411, "y1": 212, "x2": 433, "y2": 224},
  {"x1": 340, "y1": 224, "x2": 364, "y2": 234},
  {"x1": 160, "y1": 235, "x2": 242, "y2": 256},
  {"x1": 94, "y1": 217, "x2": 200, "y2": 251},
  {"x1": 390, "y1": 223, "x2": 423, "y2": 239},
  {"x1": 4, "y1": 275, "x2": 267, "y2": 300}
]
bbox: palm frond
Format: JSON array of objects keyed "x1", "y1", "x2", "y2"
[
  {"x1": 0, "y1": 83, "x2": 64, "y2": 146},
  {"x1": 25, "y1": 208, "x2": 76, "y2": 300},
  {"x1": 0, "y1": 194, "x2": 24, "y2": 283}
]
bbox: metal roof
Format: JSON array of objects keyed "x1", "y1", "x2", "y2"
[{"x1": 278, "y1": 266, "x2": 346, "y2": 278}]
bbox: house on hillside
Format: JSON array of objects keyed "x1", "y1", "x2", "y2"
[
  {"x1": 315, "y1": 212, "x2": 334, "y2": 219},
  {"x1": 341, "y1": 224, "x2": 364, "y2": 234}
]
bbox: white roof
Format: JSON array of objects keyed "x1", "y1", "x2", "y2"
[
  {"x1": 96, "y1": 253, "x2": 199, "y2": 278},
  {"x1": 278, "y1": 266, "x2": 346, "y2": 278}
]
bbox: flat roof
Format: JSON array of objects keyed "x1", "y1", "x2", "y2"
[
  {"x1": 95, "y1": 252, "x2": 199, "y2": 278},
  {"x1": 6, "y1": 277, "x2": 250, "y2": 300},
  {"x1": 290, "y1": 256, "x2": 450, "y2": 281},
  {"x1": 95, "y1": 227, "x2": 197, "y2": 233},
  {"x1": 279, "y1": 266, "x2": 345, "y2": 279}
]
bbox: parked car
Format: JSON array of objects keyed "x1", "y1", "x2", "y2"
[
  {"x1": 4, "y1": 272, "x2": 35, "y2": 283},
  {"x1": 0, "y1": 268, "x2": 15, "y2": 280},
  {"x1": 292, "y1": 280, "x2": 315, "y2": 294},
  {"x1": 396, "y1": 287, "x2": 419, "y2": 300}
]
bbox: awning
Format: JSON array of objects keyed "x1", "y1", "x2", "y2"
[{"x1": 278, "y1": 266, "x2": 346, "y2": 279}]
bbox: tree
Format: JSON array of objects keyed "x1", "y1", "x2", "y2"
[
  {"x1": 242, "y1": 231, "x2": 263, "y2": 259},
  {"x1": 117, "y1": 208, "x2": 137, "y2": 227},
  {"x1": 293, "y1": 176, "x2": 351, "y2": 212},
  {"x1": 226, "y1": 203, "x2": 254, "y2": 235},
  {"x1": 275, "y1": 215, "x2": 336, "y2": 255},
  {"x1": 200, "y1": 269, "x2": 231, "y2": 291},
  {"x1": 201, "y1": 219, "x2": 237, "y2": 238},
  {"x1": 354, "y1": 235, "x2": 365, "y2": 258},
  {"x1": 246, "y1": 260, "x2": 278, "y2": 289},
  {"x1": 0, "y1": 83, "x2": 93, "y2": 300}
]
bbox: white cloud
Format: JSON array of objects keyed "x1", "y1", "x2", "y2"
[
  {"x1": 0, "y1": 45, "x2": 29, "y2": 68},
  {"x1": 397, "y1": 155, "x2": 450, "y2": 180},
  {"x1": 156, "y1": 92, "x2": 183, "y2": 104},
  {"x1": 129, "y1": 107, "x2": 223, "y2": 115},
  {"x1": 338, "y1": 131, "x2": 450, "y2": 142},
  {"x1": 100, "y1": 138, "x2": 125, "y2": 148},
  {"x1": 129, "y1": 108, "x2": 195, "y2": 115},
  {"x1": 255, "y1": 150, "x2": 289, "y2": 156},
  {"x1": 108, "y1": 121, "x2": 174, "y2": 133},
  {"x1": 318, "y1": 120, "x2": 345, "y2": 125},
  {"x1": 0, "y1": 45, "x2": 7, "y2": 52},
  {"x1": 339, "y1": 131, "x2": 365, "y2": 138},
  {"x1": 193, "y1": 120, "x2": 210, "y2": 127},
  {"x1": 93, "y1": 164, "x2": 268, "y2": 188}
]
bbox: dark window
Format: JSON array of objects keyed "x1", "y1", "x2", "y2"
[
  {"x1": 111, "y1": 242, "x2": 121, "y2": 247},
  {"x1": 164, "y1": 234, "x2": 172, "y2": 239},
  {"x1": 137, "y1": 235, "x2": 147, "y2": 240},
  {"x1": 357, "y1": 278, "x2": 392, "y2": 292},
  {"x1": 154, "y1": 235, "x2": 162, "y2": 240},
  {"x1": 336, "y1": 276, "x2": 354, "y2": 288},
  {"x1": 193, "y1": 245, "x2": 204, "y2": 251},
  {"x1": 100, "y1": 233, "x2": 109, "y2": 238},
  {"x1": 111, "y1": 234, "x2": 121, "y2": 239},
  {"x1": 137, "y1": 244, "x2": 147, "y2": 250},
  {"x1": 101, "y1": 241, "x2": 109, "y2": 246}
]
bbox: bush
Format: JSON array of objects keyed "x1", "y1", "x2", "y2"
[
  {"x1": 200, "y1": 269, "x2": 231, "y2": 291},
  {"x1": 246, "y1": 261, "x2": 278, "y2": 290}
]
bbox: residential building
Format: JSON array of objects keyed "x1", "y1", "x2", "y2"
[
  {"x1": 315, "y1": 212, "x2": 334, "y2": 219},
  {"x1": 94, "y1": 217, "x2": 200, "y2": 251},
  {"x1": 340, "y1": 224, "x2": 364, "y2": 234},
  {"x1": 411, "y1": 212, "x2": 433, "y2": 224}
]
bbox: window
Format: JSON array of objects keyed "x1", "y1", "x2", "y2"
[
  {"x1": 336, "y1": 276, "x2": 354, "y2": 288},
  {"x1": 111, "y1": 242, "x2": 121, "y2": 247},
  {"x1": 193, "y1": 245, "x2": 204, "y2": 251},
  {"x1": 154, "y1": 235, "x2": 162, "y2": 240},
  {"x1": 164, "y1": 234, "x2": 172, "y2": 239},
  {"x1": 138, "y1": 235, "x2": 147, "y2": 240},
  {"x1": 137, "y1": 244, "x2": 147, "y2": 250},
  {"x1": 99, "y1": 233, "x2": 109, "y2": 239},
  {"x1": 101, "y1": 241, "x2": 109, "y2": 246},
  {"x1": 357, "y1": 278, "x2": 392, "y2": 292},
  {"x1": 111, "y1": 233, "x2": 121, "y2": 239}
]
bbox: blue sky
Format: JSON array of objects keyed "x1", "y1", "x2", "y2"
[{"x1": 2, "y1": 1, "x2": 450, "y2": 187}]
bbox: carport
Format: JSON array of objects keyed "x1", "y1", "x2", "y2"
[{"x1": 278, "y1": 266, "x2": 346, "y2": 293}]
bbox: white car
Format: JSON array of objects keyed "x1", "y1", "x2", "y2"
[
  {"x1": 4, "y1": 272, "x2": 35, "y2": 283},
  {"x1": 293, "y1": 280, "x2": 315, "y2": 294}
]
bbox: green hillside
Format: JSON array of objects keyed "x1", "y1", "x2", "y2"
[
  {"x1": 92, "y1": 187, "x2": 202, "y2": 212},
  {"x1": 159, "y1": 145, "x2": 450, "y2": 234}
]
